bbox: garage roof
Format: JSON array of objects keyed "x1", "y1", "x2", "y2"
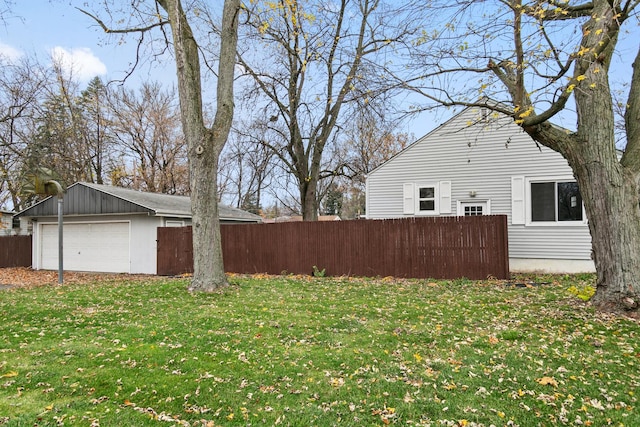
[{"x1": 16, "y1": 182, "x2": 262, "y2": 222}]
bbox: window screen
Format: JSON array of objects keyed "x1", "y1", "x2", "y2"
[
  {"x1": 418, "y1": 186, "x2": 435, "y2": 212},
  {"x1": 557, "y1": 182, "x2": 583, "y2": 221},
  {"x1": 531, "y1": 182, "x2": 555, "y2": 221},
  {"x1": 531, "y1": 181, "x2": 583, "y2": 222}
]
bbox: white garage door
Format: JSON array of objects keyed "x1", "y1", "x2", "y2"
[{"x1": 40, "y1": 222, "x2": 130, "y2": 273}]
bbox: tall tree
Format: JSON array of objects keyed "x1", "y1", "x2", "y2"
[
  {"x1": 107, "y1": 82, "x2": 188, "y2": 194},
  {"x1": 221, "y1": 120, "x2": 278, "y2": 213},
  {"x1": 83, "y1": 0, "x2": 241, "y2": 291},
  {"x1": 78, "y1": 77, "x2": 112, "y2": 185},
  {"x1": 0, "y1": 55, "x2": 49, "y2": 210},
  {"x1": 30, "y1": 62, "x2": 102, "y2": 187},
  {"x1": 406, "y1": 0, "x2": 640, "y2": 314},
  {"x1": 238, "y1": 0, "x2": 419, "y2": 220}
]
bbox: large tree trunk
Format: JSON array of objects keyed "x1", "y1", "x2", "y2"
[
  {"x1": 522, "y1": 0, "x2": 640, "y2": 314},
  {"x1": 158, "y1": 0, "x2": 240, "y2": 291},
  {"x1": 300, "y1": 179, "x2": 318, "y2": 221},
  {"x1": 189, "y1": 133, "x2": 227, "y2": 291},
  {"x1": 579, "y1": 163, "x2": 640, "y2": 312},
  {"x1": 571, "y1": 2, "x2": 640, "y2": 314}
]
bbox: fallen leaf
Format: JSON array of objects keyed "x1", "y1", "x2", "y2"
[{"x1": 536, "y1": 376, "x2": 558, "y2": 387}]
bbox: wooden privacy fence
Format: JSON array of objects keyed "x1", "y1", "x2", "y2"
[
  {"x1": 158, "y1": 216, "x2": 509, "y2": 280},
  {"x1": 0, "y1": 235, "x2": 32, "y2": 268}
]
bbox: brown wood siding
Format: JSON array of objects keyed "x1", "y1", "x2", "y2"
[
  {"x1": 157, "y1": 216, "x2": 509, "y2": 279},
  {"x1": 0, "y1": 235, "x2": 32, "y2": 268}
]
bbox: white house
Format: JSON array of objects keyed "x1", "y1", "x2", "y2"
[
  {"x1": 0, "y1": 210, "x2": 13, "y2": 236},
  {"x1": 16, "y1": 182, "x2": 262, "y2": 274},
  {"x1": 365, "y1": 107, "x2": 594, "y2": 274}
]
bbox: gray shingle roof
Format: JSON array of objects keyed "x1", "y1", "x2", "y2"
[{"x1": 17, "y1": 182, "x2": 263, "y2": 222}]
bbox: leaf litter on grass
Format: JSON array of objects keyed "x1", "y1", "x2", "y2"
[{"x1": 0, "y1": 272, "x2": 637, "y2": 426}]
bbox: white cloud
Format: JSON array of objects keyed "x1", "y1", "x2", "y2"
[
  {"x1": 50, "y1": 46, "x2": 107, "y2": 82},
  {"x1": 0, "y1": 42, "x2": 24, "y2": 62}
]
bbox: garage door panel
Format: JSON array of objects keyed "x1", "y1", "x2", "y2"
[{"x1": 40, "y1": 222, "x2": 130, "y2": 273}]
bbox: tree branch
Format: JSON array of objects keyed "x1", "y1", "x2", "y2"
[{"x1": 76, "y1": 8, "x2": 168, "y2": 34}]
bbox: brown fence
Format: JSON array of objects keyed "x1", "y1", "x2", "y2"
[
  {"x1": 0, "y1": 235, "x2": 32, "y2": 268},
  {"x1": 158, "y1": 216, "x2": 509, "y2": 280}
]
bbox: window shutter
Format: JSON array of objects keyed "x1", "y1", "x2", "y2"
[
  {"x1": 439, "y1": 181, "x2": 452, "y2": 214},
  {"x1": 403, "y1": 183, "x2": 415, "y2": 214},
  {"x1": 511, "y1": 176, "x2": 525, "y2": 224}
]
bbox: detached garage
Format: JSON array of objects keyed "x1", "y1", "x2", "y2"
[{"x1": 16, "y1": 182, "x2": 262, "y2": 274}]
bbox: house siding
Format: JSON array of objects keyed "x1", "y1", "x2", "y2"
[{"x1": 366, "y1": 108, "x2": 592, "y2": 264}]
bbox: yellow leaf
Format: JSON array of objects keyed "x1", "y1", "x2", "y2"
[
  {"x1": 1, "y1": 371, "x2": 18, "y2": 378},
  {"x1": 576, "y1": 75, "x2": 586, "y2": 82},
  {"x1": 45, "y1": 404, "x2": 54, "y2": 411},
  {"x1": 519, "y1": 108, "x2": 533, "y2": 118},
  {"x1": 536, "y1": 376, "x2": 558, "y2": 387}
]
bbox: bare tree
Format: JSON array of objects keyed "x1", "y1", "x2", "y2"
[
  {"x1": 336, "y1": 109, "x2": 410, "y2": 217},
  {"x1": 404, "y1": 0, "x2": 640, "y2": 314},
  {"x1": 82, "y1": 0, "x2": 241, "y2": 291},
  {"x1": 237, "y1": 0, "x2": 420, "y2": 220},
  {"x1": 221, "y1": 120, "x2": 278, "y2": 213},
  {"x1": 0, "y1": 55, "x2": 49, "y2": 210},
  {"x1": 107, "y1": 82, "x2": 188, "y2": 194}
]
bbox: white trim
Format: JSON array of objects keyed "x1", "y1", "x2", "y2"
[
  {"x1": 415, "y1": 183, "x2": 439, "y2": 216},
  {"x1": 525, "y1": 176, "x2": 587, "y2": 226},
  {"x1": 457, "y1": 200, "x2": 491, "y2": 216}
]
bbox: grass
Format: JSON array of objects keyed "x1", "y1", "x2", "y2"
[{"x1": 0, "y1": 273, "x2": 637, "y2": 426}]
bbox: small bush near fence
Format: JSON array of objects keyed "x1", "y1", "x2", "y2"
[
  {"x1": 0, "y1": 235, "x2": 32, "y2": 268},
  {"x1": 158, "y1": 216, "x2": 509, "y2": 280}
]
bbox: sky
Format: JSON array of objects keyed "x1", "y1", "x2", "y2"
[
  {"x1": 0, "y1": 1, "x2": 176, "y2": 86},
  {"x1": 1, "y1": 1, "x2": 637, "y2": 141},
  {"x1": 0, "y1": 1, "x2": 441, "y2": 137}
]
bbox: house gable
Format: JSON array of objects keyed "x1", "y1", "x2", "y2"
[
  {"x1": 365, "y1": 107, "x2": 593, "y2": 270},
  {"x1": 17, "y1": 183, "x2": 153, "y2": 218}
]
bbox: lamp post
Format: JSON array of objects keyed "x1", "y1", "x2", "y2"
[
  {"x1": 22, "y1": 170, "x2": 65, "y2": 284},
  {"x1": 56, "y1": 189, "x2": 64, "y2": 284},
  {"x1": 46, "y1": 181, "x2": 64, "y2": 285}
]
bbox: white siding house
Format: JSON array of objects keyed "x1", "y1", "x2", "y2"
[{"x1": 365, "y1": 107, "x2": 594, "y2": 274}]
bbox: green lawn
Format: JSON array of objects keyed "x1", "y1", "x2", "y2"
[{"x1": 0, "y1": 274, "x2": 637, "y2": 426}]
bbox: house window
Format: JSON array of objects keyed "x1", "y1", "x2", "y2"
[
  {"x1": 458, "y1": 200, "x2": 490, "y2": 216},
  {"x1": 464, "y1": 205, "x2": 483, "y2": 216},
  {"x1": 418, "y1": 186, "x2": 436, "y2": 212},
  {"x1": 531, "y1": 181, "x2": 583, "y2": 222}
]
